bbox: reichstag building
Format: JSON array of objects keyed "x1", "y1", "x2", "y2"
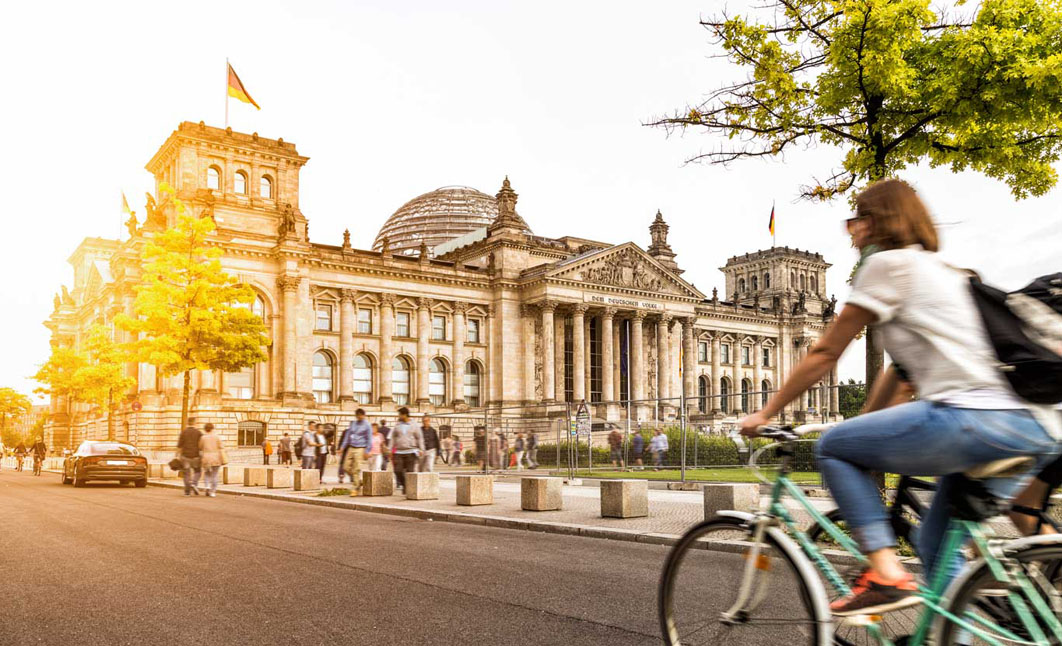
[{"x1": 44, "y1": 122, "x2": 839, "y2": 450}]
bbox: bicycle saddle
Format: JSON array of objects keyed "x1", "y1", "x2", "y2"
[
  {"x1": 950, "y1": 457, "x2": 1036, "y2": 521},
  {"x1": 964, "y1": 456, "x2": 1036, "y2": 480}
]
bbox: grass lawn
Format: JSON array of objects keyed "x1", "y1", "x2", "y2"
[{"x1": 559, "y1": 468, "x2": 822, "y2": 485}]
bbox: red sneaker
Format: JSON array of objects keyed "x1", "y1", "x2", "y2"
[{"x1": 831, "y1": 570, "x2": 920, "y2": 616}]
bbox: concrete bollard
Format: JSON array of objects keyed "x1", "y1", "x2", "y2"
[
  {"x1": 600, "y1": 479, "x2": 649, "y2": 518},
  {"x1": 243, "y1": 466, "x2": 267, "y2": 487},
  {"x1": 404, "y1": 472, "x2": 439, "y2": 500},
  {"x1": 267, "y1": 467, "x2": 293, "y2": 489},
  {"x1": 521, "y1": 477, "x2": 563, "y2": 511},
  {"x1": 703, "y1": 483, "x2": 759, "y2": 519},
  {"x1": 293, "y1": 469, "x2": 320, "y2": 491},
  {"x1": 362, "y1": 470, "x2": 395, "y2": 497},
  {"x1": 148, "y1": 464, "x2": 165, "y2": 479},
  {"x1": 222, "y1": 465, "x2": 246, "y2": 485},
  {"x1": 456, "y1": 474, "x2": 494, "y2": 506}
]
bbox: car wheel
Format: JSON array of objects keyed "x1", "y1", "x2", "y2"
[
  {"x1": 62, "y1": 471, "x2": 73, "y2": 485},
  {"x1": 73, "y1": 469, "x2": 86, "y2": 487},
  {"x1": 135, "y1": 479, "x2": 147, "y2": 488}
]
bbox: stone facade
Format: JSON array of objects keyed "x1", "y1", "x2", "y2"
[{"x1": 43, "y1": 121, "x2": 840, "y2": 452}]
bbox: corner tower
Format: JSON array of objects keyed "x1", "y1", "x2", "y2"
[{"x1": 721, "y1": 247, "x2": 831, "y2": 311}]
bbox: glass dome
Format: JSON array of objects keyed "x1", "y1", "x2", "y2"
[{"x1": 372, "y1": 186, "x2": 531, "y2": 256}]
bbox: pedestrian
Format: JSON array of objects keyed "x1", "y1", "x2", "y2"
[
  {"x1": 261, "y1": 436, "x2": 273, "y2": 465},
  {"x1": 314, "y1": 423, "x2": 329, "y2": 480},
  {"x1": 299, "y1": 422, "x2": 318, "y2": 470},
  {"x1": 649, "y1": 429, "x2": 669, "y2": 470},
  {"x1": 419, "y1": 415, "x2": 439, "y2": 472},
  {"x1": 452, "y1": 436, "x2": 463, "y2": 467},
  {"x1": 388, "y1": 407, "x2": 423, "y2": 492},
  {"x1": 440, "y1": 433, "x2": 453, "y2": 466},
  {"x1": 378, "y1": 419, "x2": 392, "y2": 471},
  {"x1": 497, "y1": 432, "x2": 509, "y2": 470},
  {"x1": 526, "y1": 431, "x2": 538, "y2": 469},
  {"x1": 631, "y1": 431, "x2": 645, "y2": 468},
  {"x1": 176, "y1": 423, "x2": 203, "y2": 496},
  {"x1": 608, "y1": 428, "x2": 624, "y2": 468},
  {"x1": 340, "y1": 409, "x2": 372, "y2": 495},
  {"x1": 475, "y1": 426, "x2": 488, "y2": 471},
  {"x1": 278, "y1": 432, "x2": 292, "y2": 465},
  {"x1": 513, "y1": 433, "x2": 526, "y2": 471},
  {"x1": 337, "y1": 422, "x2": 352, "y2": 484},
  {"x1": 198, "y1": 423, "x2": 226, "y2": 497},
  {"x1": 369, "y1": 424, "x2": 384, "y2": 471}
]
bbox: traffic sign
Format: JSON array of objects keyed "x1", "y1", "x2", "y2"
[{"x1": 575, "y1": 401, "x2": 591, "y2": 435}]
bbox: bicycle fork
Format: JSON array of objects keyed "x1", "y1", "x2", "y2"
[{"x1": 721, "y1": 517, "x2": 774, "y2": 623}]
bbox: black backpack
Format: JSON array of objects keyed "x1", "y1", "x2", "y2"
[
  {"x1": 969, "y1": 273, "x2": 1062, "y2": 404},
  {"x1": 294, "y1": 435, "x2": 305, "y2": 458}
]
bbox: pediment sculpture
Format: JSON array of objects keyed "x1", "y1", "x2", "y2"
[{"x1": 581, "y1": 248, "x2": 676, "y2": 294}]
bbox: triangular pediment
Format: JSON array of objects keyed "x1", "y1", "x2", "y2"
[{"x1": 543, "y1": 243, "x2": 704, "y2": 299}]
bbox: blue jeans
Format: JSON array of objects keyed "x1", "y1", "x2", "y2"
[{"x1": 816, "y1": 401, "x2": 1057, "y2": 579}]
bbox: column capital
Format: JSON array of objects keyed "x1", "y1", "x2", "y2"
[
  {"x1": 601, "y1": 306, "x2": 616, "y2": 320},
  {"x1": 417, "y1": 297, "x2": 434, "y2": 311},
  {"x1": 340, "y1": 289, "x2": 357, "y2": 303},
  {"x1": 538, "y1": 299, "x2": 557, "y2": 313},
  {"x1": 276, "y1": 275, "x2": 301, "y2": 292},
  {"x1": 572, "y1": 303, "x2": 589, "y2": 315},
  {"x1": 521, "y1": 303, "x2": 537, "y2": 318},
  {"x1": 632, "y1": 310, "x2": 648, "y2": 321},
  {"x1": 378, "y1": 292, "x2": 396, "y2": 307},
  {"x1": 659, "y1": 312, "x2": 673, "y2": 324},
  {"x1": 453, "y1": 300, "x2": 469, "y2": 314},
  {"x1": 487, "y1": 305, "x2": 496, "y2": 318}
]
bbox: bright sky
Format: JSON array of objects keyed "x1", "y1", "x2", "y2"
[{"x1": 2, "y1": 1, "x2": 1059, "y2": 402}]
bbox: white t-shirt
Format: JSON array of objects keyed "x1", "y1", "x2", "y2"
[{"x1": 847, "y1": 246, "x2": 1062, "y2": 439}]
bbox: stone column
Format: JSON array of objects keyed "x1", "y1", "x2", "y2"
[
  {"x1": 731, "y1": 341, "x2": 742, "y2": 415},
  {"x1": 612, "y1": 316, "x2": 622, "y2": 401},
  {"x1": 710, "y1": 332, "x2": 722, "y2": 414},
  {"x1": 829, "y1": 366, "x2": 840, "y2": 416},
  {"x1": 631, "y1": 312, "x2": 646, "y2": 402},
  {"x1": 522, "y1": 304, "x2": 536, "y2": 402},
  {"x1": 681, "y1": 318, "x2": 696, "y2": 411},
  {"x1": 752, "y1": 336, "x2": 763, "y2": 412},
  {"x1": 554, "y1": 309, "x2": 565, "y2": 401},
  {"x1": 656, "y1": 314, "x2": 671, "y2": 405},
  {"x1": 601, "y1": 308, "x2": 615, "y2": 406},
  {"x1": 797, "y1": 338, "x2": 810, "y2": 411},
  {"x1": 338, "y1": 289, "x2": 355, "y2": 402},
  {"x1": 540, "y1": 301, "x2": 556, "y2": 402},
  {"x1": 572, "y1": 304, "x2": 587, "y2": 402},
  {"x1": 416, "y1": 298, "x2": 433, "y2": 405},
  {"x1": 277, "y1": 275, "x2": 301, "y2": 395},
  {"x1": 452, "y1": 302, "x2": 468, "y2": 406},
  {"x1": 670, "y1": 318, "x2": 681, "y2": 407},
  {"x1": 378, "y1": 293, "x2": 395, "y2": 404}
]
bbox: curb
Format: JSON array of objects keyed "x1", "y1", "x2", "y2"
[{"x1": 144, "y1": 479, "x2": 860, "y2": 566}]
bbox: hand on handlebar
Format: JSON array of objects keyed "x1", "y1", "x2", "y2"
[{"x1": 738, "y1": 413, "x2": 770, "y2": 438}]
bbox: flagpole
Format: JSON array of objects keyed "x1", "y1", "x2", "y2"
[
  {"x1": 224, "y1": 57, "x2": 229, "y2": 128},
  {"x1": 772, "y1": 200, "x2": 776, "y2": 248}
]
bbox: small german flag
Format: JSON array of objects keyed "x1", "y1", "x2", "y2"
[
  {"x1": 768, "y1": 205, "x2": 775, "y2": 237},
  {"x1": 121, "y1": 192, "x2": 134, "y2": 216},
  {"x1": 227, "y1": 63, "x2": 260, "y2": 110}
]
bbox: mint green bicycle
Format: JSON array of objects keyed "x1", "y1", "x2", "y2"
[{"x1": 658, "y1": 424, "x2": 1062, "y2": 645}]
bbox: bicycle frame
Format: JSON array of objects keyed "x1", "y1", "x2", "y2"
[{"x1": 747, "y1": 440, "x2": 1062, "y2": 646}]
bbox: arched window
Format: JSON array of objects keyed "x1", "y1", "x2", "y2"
[
  {"x1": 237, "y1": 420, "x2": 266, "y2": 447},
  {"x1": 260, "y1": 175, "x2": 273, "y2": 199},
  {"x1": 353, "y1": 353, "x2": 373, "y2": 404},
  {"x1": 207, "y1": 166, "x2": 221, "y2": 190},
  {"x1": 720, "y1": 378, "x2": 730, "y2": 414},
  {"x1": 234, "y1": 170, "x2": 248, "y2": 195},
  {"x1": 429, "y1": 358, "x2": 447, "y2": 406},
  {"x1": 698, "y1": 375, "x2": 709, "y2": 413},
  {"x1": 252, "y1": 295, "x2": 265, "y2": 321},
  {"x1": 810, "y1": 275, "x2": 818, "y2": 293},
  {"x1": 741, "y1": 379, "x2": 751, "y2": 414},
  {"x1": 800, "y1": 274, "x2": 807, "y2": 291},
  {"x1": 751, "y1": 275, "x2": 758, "y2": 291},
  {"x1": 764, "y1": 272, "x2": 771, "y2": 289},
  {"x1": 761, "y1": 380, "x2": 771, "y2": 409},
  {"x1": 392, "y1": 356, "x2": 412, "y2": 405},
  {"x1": 790, "y1": 271, "x2": 796, "y2": 287},
  {"x1": 464, "y1": 360, "x2": 481, "y2": 407},
  {"x1": 225, "y1": 366, "x2": 254, "y2": 399},
  {"x1": 312, "y1": 351, "x2": 334, "y2": 403},
  {"x1": 738, "y1": 278, "x2": 746, "y2": 293}
]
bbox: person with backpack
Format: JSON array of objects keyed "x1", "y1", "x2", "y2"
[
  {"x1": 260, "y1": 436, "x2": 273, "y2": 466},
  {"x1": 388, "y1": 407, "x2": 423, "y2": 493},
  {"x1": 739, "y1": 179, "x2": 1061, "y2": 617},
  {"x1": 314, "y1": 424, "x2": 329, "y2": 480},
  {"x1": 298, "y1": 422, "x2": 318, "y2": 470},
  {"x1": 631, "y1": 431, "x2": 644, "y2": 468},
  {"x1": 607, "y1": 428, "x2": 624, "y2": 467},
  {"x1": 513, "y1": 433, "x2": 526, "y2": 471},
  {"x1": 278, "y1": 433, "x2": 292, "y2": 465},
  {"x1": 377, "y1": 419, "x2": 392, "y2": 471}
]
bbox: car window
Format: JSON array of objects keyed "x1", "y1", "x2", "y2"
[{"x1": 88, "y1": 443, "x2": 139, "y2": 456}]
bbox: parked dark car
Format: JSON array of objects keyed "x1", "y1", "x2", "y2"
[{"x1": 62, "y1": 441, "x2": 148, "y2": 488}]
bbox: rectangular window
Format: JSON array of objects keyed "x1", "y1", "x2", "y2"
[
  {"x1": 225, "y1": 366, "x2": 254, "y2": 400},
  {"x1": 721, "y1": 343, "x2": 731, "y2": 364},
  {"x1": 353, "y1": 363, "x2": 372, "y2": 404},
  {"x1": 237, "y1": 421, "x2": 265, "y2": 447},
  {"x1": 697, "y1": 342, "x2": 708, "y2": 363},
  {"x1": 466, "y1": 318, "x2": 480, "y2": 344},
  {"x1": 429, "y1": 369, "x2": 446, "y2": 406},
  {"x1": 357, "y1": 308, "x2": 372, "y2": 334},
  {"x1": 742, "y1": 346, "x2": 751, "y2": 366},
  {"x1": 396, "y1": 312, "x2": 410, "y2": 337},
  {"x1": 432, "y1": 315, "x2": 446, "y2": 341},
  {"x1": 762, "y1": 347, "x2": 770, "y2": 368},
  {"x1": 463, "y1": 369, "x2": 480, "y2": 407},
  {"x1": 315, "y1": 304, "x2": 332, "y2": 331}
]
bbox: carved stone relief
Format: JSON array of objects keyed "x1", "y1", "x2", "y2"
[{"x1": 580, "y1": 248, "x2": 676, "y2": 294}]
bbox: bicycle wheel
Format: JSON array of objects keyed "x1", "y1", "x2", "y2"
[
  {"x1": 659, "y1": 515, "x2": 827, "y2": 646},
  {"x1": 938, "y1": 543, "x2": 1062, "y2": 645}
]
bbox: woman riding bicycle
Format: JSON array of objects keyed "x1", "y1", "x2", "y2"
[{"x1": 738, "y1": 179, "x2": 1062, "y2": 616}]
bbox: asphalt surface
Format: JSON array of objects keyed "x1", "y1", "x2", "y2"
[{"x1": 3, "y1": 469, "x2": 686, "y2": 646}]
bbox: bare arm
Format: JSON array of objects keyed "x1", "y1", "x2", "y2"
[{"x1": 862, "y1": 366, "x2": 902, "y2": 414}]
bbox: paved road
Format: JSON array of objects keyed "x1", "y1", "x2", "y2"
[{"x1": 3, "y1": 469, "x2": 681, "y2": 646}]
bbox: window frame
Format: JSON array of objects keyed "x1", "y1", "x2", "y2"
[
  {"x1": 741, "y1": 345, "x2": 751, "y2": 366},
  {"x1": 395, "y1": 311, "x2": 411, "y2": 338},
  {"x1": 357, "y1": 308, "x2": 373, "y2": 335},
  {"x1": 392, "y1": 356, "x2": 411, "y2": 405},
  {"x1": 466, "y1": 318, "x2": 481, "y2": 344},
  {"x1": 225, "y1": 365, "x2": 254, "y2": 400},
  {"x1": 315, "y1": 303, "x2": 333, "y2": 332},
  {"x1": 260, "y1": 174, "x2": 273, "y2": 199},
  {"x1": 762, "y1": 347, "x2": 770, "y2": 368},
  {"x1": 428, "y1": 357, "x2": 447, "y2": 406},
  {"x1": 312, "y1": 351, "x2": 334, "y2": 403},
  {"x1": 697, "y1": 341, "x2": 708, "y2": 363},
  {"x1": 206, "y1": 166, "x2": 221, "y2": 191},
  {"x1": 234, "y1": 170, "x2": 248, "y2": 195},
  {"x1": 463, "y1": 360, "x2": 481, "y2": 407},
  {"x1": 237, "y1": 421, "x2": 266, "y2": 447},
  {"x1": 431, "y1": 314, "x2": 446, "y2": 341},
  {"x1": 721, "y1": 343, "x2": 731, "y2": 364},
  {"x1": 353, "y1": 353, "x2": 373, "y2": 404}
]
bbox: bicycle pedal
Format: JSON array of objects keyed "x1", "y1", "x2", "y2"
[{"x1": 741, "y1": 552, "x2": 772, "y2": 570}]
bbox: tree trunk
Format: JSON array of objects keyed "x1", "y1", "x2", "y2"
[
  {"x1": 106, "y1": 390, "x2": 115, "y2": 441},
  {"x1": 180, "y1": 370, "x2": 191, "y2": 430}
]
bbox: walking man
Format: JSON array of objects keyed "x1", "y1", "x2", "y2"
[
  {"x1": 177, "y1": 423, "x2": 203, "y2": 496},
  {"x1": 378, "y1": 419, "x2": 392, "y2": 471},
  {"x1": 278, "y1": 433, "x2": 292, "y2": 465},
  {"x1": 649, "y1": 429, "x2": 669, "y2": 470},
  {"x1": 341, "y1": 409, "x2": 372, "y2": 495},
  {"x1": 513, "y1": 433, "x2": 526, "y2": 471},
  {"x1": 389, "y1": 407, "x2": 423, "y2": 492},
  {"x1": 300, "y1": 422, "x2": 318, "y2": 470},
  {"x1": 440, "y1": 433, "x2": 453, "y2": 466},
  {"x1": 631, "y1": 431, "x2": 644, "y2": 468},
  {"x1": 608, "y1": 428, "x2": 624, "y2": 468},
  {"x1": 419, "y1": 415, "x2": 439, "y2": 473},
  {"x1": 526, "y1": 431, "x2": 538, "y2": 469},
  {"x1": 261, "y1": 436, "x2": 273, "y2": 465},
  {"x1": 314, "y1": 423, "x2": 329, "y2": 480}
]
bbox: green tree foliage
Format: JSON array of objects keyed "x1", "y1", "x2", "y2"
[
  {"x1": 650, "y1": 0, "x2": 1062, "y2": 387},
  {"x1": 0, "y1": 388, "x2": 33, "y2": 447},
  {"x1": 117, "y1": 184, "x2": 271, "y2": 429},
  {"x1": 838, "y1": 378, "x2": 868, "y2": 419},
  {"x1": 78, "y1": 326, "x2": 137, "y2": 441}
]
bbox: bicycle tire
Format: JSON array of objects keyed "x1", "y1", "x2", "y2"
[
  {"x1": 937, "y1": 541, "x2": 1062, "y2": 645},
  {"x1": 659, "y1": 515, "x2": 830, "y2": 646}
]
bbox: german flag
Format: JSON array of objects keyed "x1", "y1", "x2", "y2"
[
  {"x1": 768, "y1": 205, "x2": 775, "y2": 237},
  {"x1": 121, "y1": 192, "x2": 134, "y2": 216},
  {"x1": 227, "y1": 63, "x2": 260, "y2": 110}
]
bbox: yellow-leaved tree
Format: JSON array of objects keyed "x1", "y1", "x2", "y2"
[
  {"x1": 0, "y1": 387, "x2": 33, "y2": 446},
  {"x1": 117, "y1": 185, "x2": 270, "y2": 430},
  {"x1": 78, "y1": 325, "x2": 137, "y2": 441}
]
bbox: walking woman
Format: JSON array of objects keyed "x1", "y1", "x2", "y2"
[
  {"x1": 369, "y1": 424, "x2": 384, "y2": 471},
  {"x1": 198, "y1": 423, "x2": 226, "y2": 498}
]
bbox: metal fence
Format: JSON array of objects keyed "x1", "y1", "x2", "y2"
[{"x1": 427, "y1": 382, "x2": 868, "y2": 483}]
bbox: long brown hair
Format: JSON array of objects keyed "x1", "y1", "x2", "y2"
[{"x1": 855, "y1": 179, "x2": 939, "y2": 252}]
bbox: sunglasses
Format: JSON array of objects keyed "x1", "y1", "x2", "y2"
[{"x1": 845, "y1": 215, "x2": 868, "y2": 234}]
